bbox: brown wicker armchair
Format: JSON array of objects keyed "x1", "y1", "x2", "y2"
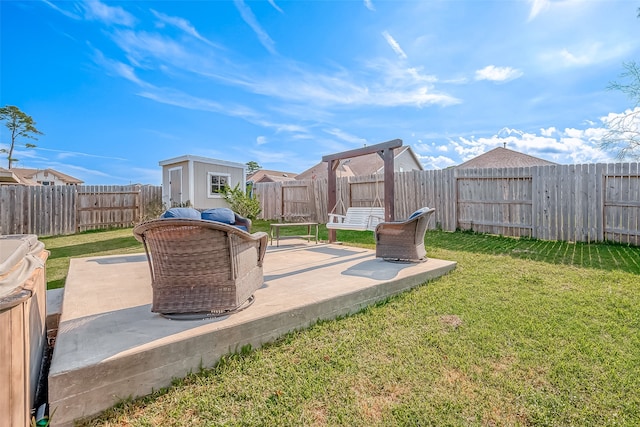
[
  {"x1": 133, "y1": 218, "x2": 268, "y2": 318},
  {"x1": 374, "y1": 207, "x2": 436, "y2": 262}
]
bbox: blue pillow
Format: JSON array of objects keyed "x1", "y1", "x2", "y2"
[
  {"x1": 201, "y1": 208, "x2": 236, "y2": 224},
  {"x1": 161, "y1": 207, "x2": 201, "y2": 219},
  {"x1": 409, "y1": 207, "x2": 430, "y2": 220}
]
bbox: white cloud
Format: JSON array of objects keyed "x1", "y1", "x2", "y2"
[
  {"x1": 450, "y1": 123, "x2": 614, "y2": 166},
  {"x1": 323, "y1": 128, "x2": 367, "y2": 146},
  {"x1": 29, "y1": 146, "x2": 127, "y2": 162},
  {"x1": 42, "y1": 0, "x2": 81, "y2": 19},
  {"x1": 416, "y1": 154, "x2": 457, "y2": 170},
  {"x1": 540, "y1": 127, "x2": 557, "y2": 137},
  {"x1": 268, "y1": 0, "x2": 284, "y2": 13},
  {"x1": 528, "y1": 0, "x2": 551, "y2": 21},
  {"x1": 364, "y1": 0, "x2": 376, "y2": 12},
  {"x1": 600, "y1": 107, "x2": 640, "y2": 158},
  {"x1": 257, "y1": 136, "x2": 268, "y2": 145},
  {"x1": 151, "y1": 10, "x2": 219, "y2": 48},
  {"x1": 475, "y1": 65, "x2": 523, "y2": 82},
  {"x1": 538, "y1": 39, "x2": 636, "y2": 70},
  {"x1": 110, "y1": 29, "x2": 191, "y2": 68},
  {"x1": 234, "y1": 0, "x2": 277, "y2": 55},
  {"x1": 81, "y1": 0, "x2": 136, "y2": 27},
  {"x1": 601, "y1": 107, "x2": 640, "y2": 127},
  {"x1": 232, "y1": 58, "x2": 459, "y2": 108},
  {"x1": 92, "y1": 49, "x2": 148, "y2": 87},
  {"x1": 382, "y1": 31, "x2": 407, "y2": 60},
  {"x1": 248, "y1": 148, "x2": 301, "y2": 165}
]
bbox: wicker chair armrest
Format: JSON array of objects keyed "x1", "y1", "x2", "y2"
[
  {"x1": 375, "y1": 221, "x2": 410, "y2": 232},
  {"x1": 234, "y1": 213, "x2": 252, "y2": 232},
  {"x1": 250, "y1": 231, "x2": 269, "y2": 265}
]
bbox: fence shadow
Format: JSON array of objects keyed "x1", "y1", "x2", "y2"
[
  {"x1": 46, "y1": 236, "x2": 143, "y2": 260},
  {"x1": 426, "y1": 230, "x2": 640, "y2": 275}
]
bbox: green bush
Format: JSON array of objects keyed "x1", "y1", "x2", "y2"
[{"x1": 222, "y1": 184, "x2": 261, "y2": 219}]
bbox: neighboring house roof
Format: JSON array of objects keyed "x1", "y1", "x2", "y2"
[
  {"x1": 457, "y1": 147, "x2": 557, "y2": 169},
  {"x1": 9, "y1": 168, "x2": 84, "y2": 185},
  {"x1": 247, "y1": 169, "x2": 298, "y2": 183},
  {"x1": 296, "y1": 146, "x2": 423, "y2": 181},
  {"x1": 0, "y1": 167, "x2": 29, "y2": 184}
]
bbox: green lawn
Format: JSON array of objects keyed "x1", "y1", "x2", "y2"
[{"x1": 41, "y1": 224, "x2": 640, "y2": 426}]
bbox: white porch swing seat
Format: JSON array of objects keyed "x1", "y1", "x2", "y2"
[
  {"x1": 326, "y1": 175, "x2": 385, "y2": 232},
  {"x1": 326, "y1": 206, "x2": 386, "y2": 231}
]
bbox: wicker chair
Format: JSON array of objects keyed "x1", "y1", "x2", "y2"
[
  {"x1": 133, "y1": 218, "x2": 268, "y2": 318},
  {"x1": 374, "y1": 207, "x2": 436, "y2": 262}
]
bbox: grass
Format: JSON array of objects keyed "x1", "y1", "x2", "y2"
[
  {"x1": 41, "y1": 228, "x2": 145, "y2": 289},
  {"x1": 41, "y1": 223, "x2": 640, "y2": 426}
]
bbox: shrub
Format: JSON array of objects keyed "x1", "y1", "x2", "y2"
[{"x1": 222, "y1": 184, "x2": 261, "y2": 219}]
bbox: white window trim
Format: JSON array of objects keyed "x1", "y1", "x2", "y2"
[{"x1": 207, "y1": 172, "x2": 231, "y2": 198}]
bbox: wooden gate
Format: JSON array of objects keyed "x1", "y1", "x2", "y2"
[
  {"x1": 76, "y1": 186, "x2": 142, "y2": 232},
  {"x1": 603, "y1": 166, "x2": 640, "y2": 245},
  {"x1": 281, "y1": 183, "x2": 315, "y2": 222}
]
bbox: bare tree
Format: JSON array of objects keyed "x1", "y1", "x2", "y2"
[
  {"x1": 0, "y1": 105, "x2": 43, "y2": 168},
  {"x1": 600, "y1": 62, "x2": 640, "y2": 160}
]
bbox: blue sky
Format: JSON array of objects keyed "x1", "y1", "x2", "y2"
[{"x1": 1, "y1": 0, "x2": 639, "y2": 185}]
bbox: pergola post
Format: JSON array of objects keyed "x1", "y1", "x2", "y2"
[
  {"x1": 383, "y1": 147, "x2": 395, "y2": 222},
  {"x1": 322, "y1": 139, "x2": 402, "y2": 243},
  {"x1": 327, "y1": 159, "x2": 339, "y2": 243}
]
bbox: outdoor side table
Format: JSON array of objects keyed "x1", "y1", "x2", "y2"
[{"x1": 269, "y1": 222, "x2": 319, "y2": 247}]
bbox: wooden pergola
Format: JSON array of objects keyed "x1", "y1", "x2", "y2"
[{"x1": 322, "y1": 139, "x2": 402, "y2": 243}]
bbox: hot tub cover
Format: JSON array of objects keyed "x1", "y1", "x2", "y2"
[{"x1": 0, "y1": 234, "x2": 46, "y2": 309}]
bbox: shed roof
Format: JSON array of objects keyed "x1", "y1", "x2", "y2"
[{"x1": 159, "y1": 155, "x2": 245, "y2": 169}]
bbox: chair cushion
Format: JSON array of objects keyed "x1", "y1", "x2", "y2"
[
  {"x1": 201, "y1": 208, "x2": 236, "y2": 224},
  {"x1": 161, "y1": 207, "x2": 201, "y2": 219},
  {"x1": 234, "y1": 225, "x2": 248, "y2": 232},
  {"x1": 409, "y1": 207, "x2": 430, "y2": 219}
]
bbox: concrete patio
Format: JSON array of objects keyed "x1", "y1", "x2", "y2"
[{"x1": 47, "y1": 239, "x2": 456, "y2": 426}]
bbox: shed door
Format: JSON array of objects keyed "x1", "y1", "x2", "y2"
[{"x1": 169, "y1": 167, "x2": 182, "y2": 206}]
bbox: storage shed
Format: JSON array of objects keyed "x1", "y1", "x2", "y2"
[{"x1": 159, "y1": 155, "x2": 246, "y2": 210}]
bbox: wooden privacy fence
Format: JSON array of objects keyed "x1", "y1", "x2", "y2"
[
  {"x1": 254, "y1": 162, "x2": 640, "y2": 246},
  {"x1": 0, "y1": 185, "x2": 163, "y2": 236},
  {"x1": 256, "y1": 180, "x2": 328, "y2": 223}
]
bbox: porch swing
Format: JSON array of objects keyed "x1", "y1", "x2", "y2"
[
  {"x1": 326, "y1": 175, "x2": 385, "y2": 232},
  {"x1": 323, "y1": 139, "x2": 401, "y2": 242}
]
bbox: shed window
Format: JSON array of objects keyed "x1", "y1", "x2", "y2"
[{"x1": 208, "y1": 172, "x2": 230, "y2": 197}]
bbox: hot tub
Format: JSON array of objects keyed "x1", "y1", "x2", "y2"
[{"x1": 0, "y1": 234, "x2": 49, "y2": 427}]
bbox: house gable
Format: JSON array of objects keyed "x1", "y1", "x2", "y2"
[
  {"x1": 296, "y1": 146, "x2": 423, "y2": 181},
  {"x1": 457, "y1": 147, "x2": 557, "y2": 169},
  {"x1": 8, "y1": 168, "x2": 83, "y2": 185},
  {"x1": 247, "y1": 169, "x2": 298, "y2": 183}
]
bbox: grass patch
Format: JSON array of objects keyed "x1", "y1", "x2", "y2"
[
  {"x1": 41, "y1": 228, "x2": 144, "y2": 289},
  {"x1": 44, "y1": 225, "x2": 640, "y2": 426}
]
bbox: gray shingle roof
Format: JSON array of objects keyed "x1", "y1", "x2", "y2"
[
  {"x1": 457, "y1": 147, "x2": 557, "y2": 169},
  {"x1": 296, "y1": 146, "x2": 419, "y2": 181}
]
